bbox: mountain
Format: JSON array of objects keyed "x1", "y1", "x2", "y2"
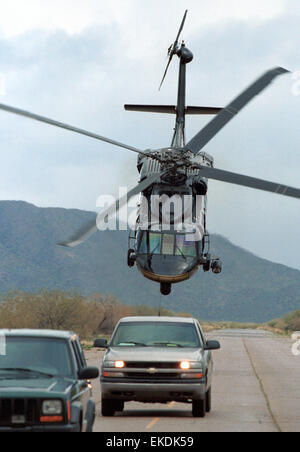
[{"x1": 0, "y1": 200, "x2": 299, "y2": 323}]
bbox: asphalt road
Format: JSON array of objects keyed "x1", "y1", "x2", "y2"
[{"x1": 85, "y1": 330, "x2": 300, "y2": 433}]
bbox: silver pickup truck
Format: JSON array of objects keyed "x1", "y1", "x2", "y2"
[{"x1": 94, "y1": 316, "x2": 220, "y2": 418}]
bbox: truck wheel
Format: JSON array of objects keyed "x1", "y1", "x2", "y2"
[
  {"x1": 101, "y1": 398, "x2": 116, "y2": 417},
  {"x1": 192, "y1": 399, "x2": 206, "y2": 418},
  {"x1": 206, "y1": 387, "x2": 211, "y2": 413},
  {"x1": 114, "y1": 400, "x2": 124, "y2": 412}
]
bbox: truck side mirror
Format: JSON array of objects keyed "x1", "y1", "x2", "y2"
[
  {"x1": 93, "y1": 338, "x2": 108, "y2": 349},
  {"x1": 78, "y1": 366, "x2": 99, "y2": 380},
  {"x1": 204, "y1": 340, "x2": 221, "y2": 351}
]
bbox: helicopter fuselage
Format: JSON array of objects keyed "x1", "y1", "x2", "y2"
[{"x1": 127, "y1": 148, "x2": 222, "y2": 295}]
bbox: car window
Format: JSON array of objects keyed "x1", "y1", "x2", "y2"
[
  {"x1": 75, "y1": 338, "x2": 87, "y2": 367},
  {"x1": 71, "y1": 341, "x2": 84, "y2": 370}
]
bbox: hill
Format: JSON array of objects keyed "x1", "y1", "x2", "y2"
[{"x1": 0, "y1": 200, "x2": 299, "y2": 323}]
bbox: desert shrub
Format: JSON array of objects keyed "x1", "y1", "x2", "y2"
[
  {"x1": 0, "y1": 290, "x2": 131, "y2": 339},
  {"x1": 282, "y1": 310, "x2": 300, "y2": 332}
]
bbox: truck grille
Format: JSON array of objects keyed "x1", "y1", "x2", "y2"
[
  {"x1": 124, "y1": 372, "x2": 180, "y2": 379},
  {"x1": 126, "y1": 362, "x2": 180, "y2": 369},
  {"x1": 0, "y1": 399, "x2": 40, "y2": 426}
]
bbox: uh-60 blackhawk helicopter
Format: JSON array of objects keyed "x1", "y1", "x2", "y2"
[{"x1": 0, "y1": 10, "x2": 299, "y2": 296}]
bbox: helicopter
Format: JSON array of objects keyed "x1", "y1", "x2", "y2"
[{"x1": 0, "y1": 10, "x2": 299, "y2": 296}]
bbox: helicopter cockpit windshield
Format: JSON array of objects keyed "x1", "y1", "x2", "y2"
[
  {"x1": 136, "y1": 228, "x2": 200, "y2": 278},
  {"x1": 139, "y1": 231, "x2": 197, "y2": 258}
]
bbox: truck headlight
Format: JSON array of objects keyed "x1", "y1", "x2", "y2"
[
  {"x1": 42, "y1": 400, "x2": 63, "y2": 415},
  {"x1": 179, "y1": 361, "x2": 202, "y2": 370},
  {"x1": 180, "y1": 361, "x2": 191, "y2": 370},
  {"x1": 103, "y1": 360, "x2": 126, "y2": 369},
  {"x1": 115, "y1": 361, "x2": 125, "y2": 368},
  {"x1": 103, "y1": 361, "x2": 116, "y2": 368}
]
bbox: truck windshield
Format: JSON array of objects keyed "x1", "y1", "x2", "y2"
[
  {"x1": 111, "y1": 322, "x2": 201, "y2": 348},
  {"x1": 0, "y1": 337, "x2": 73, "y2": 377}
]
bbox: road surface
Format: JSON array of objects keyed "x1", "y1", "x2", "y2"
[{"x1": 85, "y1": 329, "x2": 300, "y2": 432}]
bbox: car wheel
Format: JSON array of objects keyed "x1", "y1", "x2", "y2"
[
  {"x1": 101, "y1": 398, "x2": 116, "y2": 417},
  {"x1": 192, "y1": 398, "x2": 206, "y2": 418},
  {"x1": 206, "y1": 387, "x2": 211, "y2": 413}
]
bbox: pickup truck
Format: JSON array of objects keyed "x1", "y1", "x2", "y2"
[
  {"x1": 94, "y1": 316, "x2": 220, "y2": 418},
  {"x1": 0, "y1": 329, "x2": 99, "y2": 432}
]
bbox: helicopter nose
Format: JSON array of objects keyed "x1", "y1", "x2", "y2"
[{"x1": 136, "y1": 254, "x2": 197, "y2": 283}]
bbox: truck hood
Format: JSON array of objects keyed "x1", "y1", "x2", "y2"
[
  {"x1": 105, "y1": 347, "x2": 203, "y2": 362},
  {"x1": 0, "y1": 377, "x2": 74, "y2": 397}
]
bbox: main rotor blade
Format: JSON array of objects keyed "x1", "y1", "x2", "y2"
[
  {"x1": 159, "y1": 10, "x2": 188, "y2": 90},
  {"x1": 174, "y1": 9, "x2": 188, "y2": 48},
  {"x1": 186, "y1": 67, "x2": 290, "y2": 155},
  {"x1": 0, "y1": 103, "x2": 150, "y2": 157},
  {"x1": 193, "y1": 164, "x2": 300, "y2": 200},
  {"x1": 159, "y1": 58, "x2": 173, "y2": 91},
  {"x1": 59, "y1": 171, "x2": 166, "y2": 248}
]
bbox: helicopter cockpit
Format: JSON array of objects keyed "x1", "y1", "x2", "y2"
[{"x1": 135, "y1": 226, "x2": 201, "y2": 284}]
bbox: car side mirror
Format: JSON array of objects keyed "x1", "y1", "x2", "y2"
[
  {"x1": 78, "y1": 366, "x2": 99, "y2": 380},
  {"x1": 204, "y1": 340, "x2": 221, "y2": 351},
  {"x1": 93, "y1": 338, "x2": 108, "y2": 349}
]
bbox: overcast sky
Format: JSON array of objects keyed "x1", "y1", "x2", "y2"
[{"x1": 0, "y1": 0, "x2": 299, "y2": 269}]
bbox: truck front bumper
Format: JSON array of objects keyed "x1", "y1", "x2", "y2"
[
  {"x1": 101, "y1": 378, "x2": 206, "y2": 402},
  {"x1": 0, "y1": 423, "x2": 80, "y2": 433}
]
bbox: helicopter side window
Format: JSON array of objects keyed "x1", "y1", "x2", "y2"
[
  {"x1": 149, "y1": 233, "x2": 162, "y2": 255},
  {"x1": 162, "y1": 234, "x2": 174, "y2": 255},
  {"x1": 139, "y1": 232, "x2": 148, "y2": 254},
  {"x1": 138, "y1": 231, "x2": 161, "y2": 255},
  {"x1": 175, "y1": 235, "x2": 197, "y2": 257}
]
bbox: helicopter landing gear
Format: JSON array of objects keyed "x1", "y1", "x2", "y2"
[
  {"x1": 127, "y1": 249, "x2": 136, "y2": 268},
  {"x1": 203, "y1": 260, "x2": 211, "y2": 272},
  {"x1": 212, "y1": 260, "x2": 222, "y2": 274},
  {"x1": 160, "y1": 283, "x2": 172, "y2": 296},
  {"x1": 202, "y1": 258, "x2": 222, "y2": 274}
]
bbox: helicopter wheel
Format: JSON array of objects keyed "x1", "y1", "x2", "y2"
[{"x1": 160, "y1": 283, "x2": 171, "y2": 296}]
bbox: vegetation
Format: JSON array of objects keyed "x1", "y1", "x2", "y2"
[
  {"x1": 0, "y1": 290, "x2": 259, "y2": 340},
  {"x1": 266, "y1": 310, "x2": 300, "y2": 335},
  {"x1": 0, "y1": 290, "x2": 131, "y2": 339},
  {"x1": 1, "y1": 290, "x2": 298, "y2": 340}
]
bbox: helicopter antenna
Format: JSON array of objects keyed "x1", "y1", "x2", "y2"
[{"x1": 159, "y1": 10, "x2": 188, "y2": 90}]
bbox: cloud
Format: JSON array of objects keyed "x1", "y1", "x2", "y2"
[
  {"x1": 0, "y1": 0, "x2": 299, "y2": 270},
  {"x1": 0, "y1": 0, "x2": 288, "y2": 39}
]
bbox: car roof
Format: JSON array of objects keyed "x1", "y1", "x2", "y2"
[
  {"x1": 118, "y1": 316, "x2": 197, "y2": 324},
  {"x1": 0, "y1": 329, "x2": 76, "y2": 339}
]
